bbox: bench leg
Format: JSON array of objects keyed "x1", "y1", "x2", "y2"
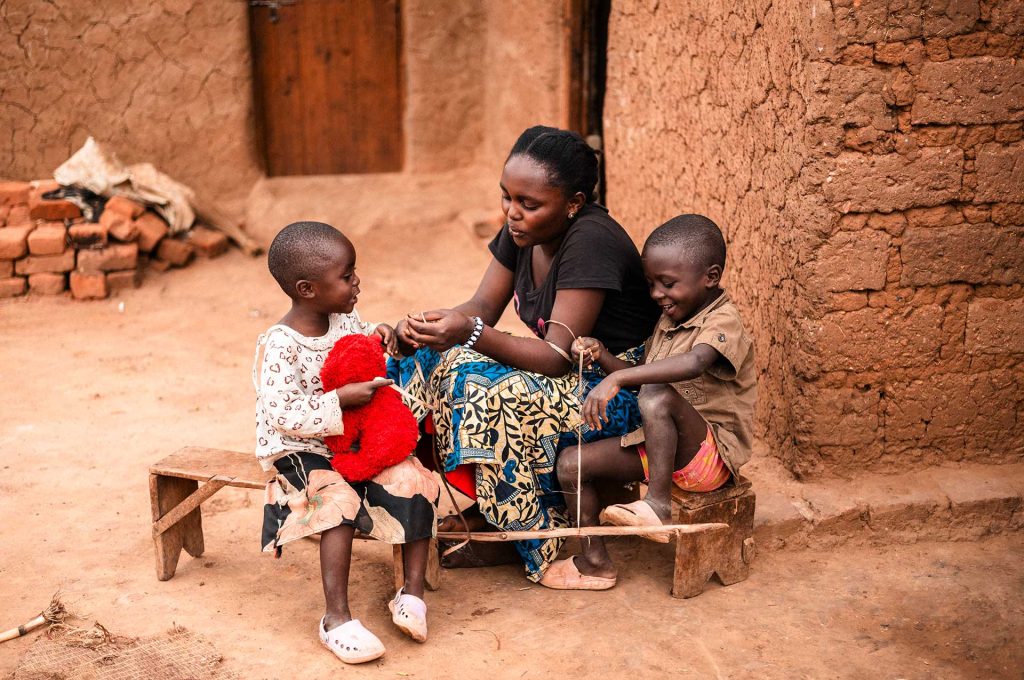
[
  {"x1": 150, "y1": 474, "x2": 206, "y2": 581},
  {"x1": 392, "y1": 538, "x2": 442, "y2": 593},
  {"x1": 671, "y1": 532, "x2": 716, "y2": 598}
]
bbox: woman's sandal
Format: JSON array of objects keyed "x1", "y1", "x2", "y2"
[
  {"x1": 318, "y1": 617, "x2": 385, "y2": 664},
  {"x1": 539, "y1": 557, "x2": 617, "y2": 591},
  {"x1": 389, "y1": 588, "x2": 428, "y2": 642},
  {"x1": 599, "y1": 500, "x2": 673, "y2": 543}
]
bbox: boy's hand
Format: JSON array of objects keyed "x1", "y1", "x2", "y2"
[
  {"x1": 571, "y1": 337, "x2": 604, "y2": 368},
  {"x1": 582, "y1": 375, "x2": 621, "y2": 430},
  {"x1": 375, "y1": 323, "x2": 399, "y2": 356},
  {"x1": 336, "y1": 377, "x2": 393, "y2": 408}
]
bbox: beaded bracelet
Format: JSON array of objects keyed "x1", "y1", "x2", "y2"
[{"x1": 463, "y1": 316, "x2": 484, "y2": 350}]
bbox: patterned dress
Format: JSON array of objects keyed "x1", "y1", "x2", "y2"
[{"x1": 388, "y1": 344, "x2": 644, "y2": 581}]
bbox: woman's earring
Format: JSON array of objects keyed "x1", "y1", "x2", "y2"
[{"x1": 568, "y1": 211, "x2": 576, "y2": 220}]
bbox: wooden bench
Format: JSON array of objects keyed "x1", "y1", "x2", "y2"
[
  {"x1": 149, "y1": 446, "x2": 440, "y2": 590},
  {"x1": 669, "y1": 475, "x2": 756, "y2": 598}
]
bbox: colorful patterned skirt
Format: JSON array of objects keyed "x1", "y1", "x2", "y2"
[
  {"x1": 387, "y1": 345, "x2": 644, "y2": 581},
  {"x1": 261, "y1": 452, "x2": 439, "y2": 556}
]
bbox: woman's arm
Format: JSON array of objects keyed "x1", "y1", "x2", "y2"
[{"x1": 405, "y1": 288, "x2": 607, "y2": 377}]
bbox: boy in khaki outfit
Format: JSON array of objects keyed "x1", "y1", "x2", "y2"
[{"x1": 541, "y1": 214, "x2": 757, "y2": 591}]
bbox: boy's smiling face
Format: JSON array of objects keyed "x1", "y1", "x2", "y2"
[
  {"x1": 302, "y1": 237, "x2": 360, "y2": 315},
  {"x1": 642, "y1": 244, "x2": 722, "y2": 324}
]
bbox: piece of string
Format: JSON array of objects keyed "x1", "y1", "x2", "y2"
[{"x1": 542, "y1": 320, "x2": 586, "y2": 532}]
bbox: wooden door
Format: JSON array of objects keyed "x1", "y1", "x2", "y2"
[
  {"x1": 564, "y1": 0, "x2": 609, "y2": 200},
  {"x1": 249, "y1": 0, "x2": 404, "y2": 176}
]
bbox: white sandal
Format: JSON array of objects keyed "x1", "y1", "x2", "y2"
[
  {"x1": 318, "y1": 617, "x2": 385, "y2": 664},
  {"x1": 388, "y1": 588, "x2": 428, "y2": 642}
]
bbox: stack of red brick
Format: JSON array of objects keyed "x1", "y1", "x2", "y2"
[{"x1": 0, "y1": 180, "x2": 230, "y2": 300}]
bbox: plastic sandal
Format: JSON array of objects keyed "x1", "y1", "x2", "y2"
[
  {"x1": 318, "y1": 617, "x2": 385, "y2": 664},
  {"x1": 599, "y1": 500, "x2": 673, "y2": 543},
  {"x1": 388, "y1": 588, "x2": 428, "y2": 642},
  {"x1": 539, "y1": 557, "x2": 617, "y2": 591}
]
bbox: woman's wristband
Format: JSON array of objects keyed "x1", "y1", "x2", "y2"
[{"x1": 463, "y1": 316, "x2": 484, "y2": 349}]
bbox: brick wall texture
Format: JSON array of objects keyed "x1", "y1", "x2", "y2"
[{"x1": 605, "y1": 0, "x2": 1023, "y2": 477}]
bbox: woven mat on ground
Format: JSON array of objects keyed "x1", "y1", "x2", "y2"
[{"x1": 12, "y1": 624, "x2": 236, "y2": 680}]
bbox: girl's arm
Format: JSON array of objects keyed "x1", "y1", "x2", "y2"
[{"x1": 405, "y1": 287, "x2": 608, "y2": 377}]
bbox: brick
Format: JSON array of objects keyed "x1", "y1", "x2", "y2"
[
  {"x1": 0, "y1": 260, "x2": 11, "y2": 277},
  {"x1": 811, "y1": 65, "x2": 896, "y2": 131},
  {"x1": 76, "y1": 243, "x2": 139, "y2": 273},
  {"x1": 966, "y1": 298, "x2": 1024, "y2": 355},
  {"x1": 811, "y1": 230, "x2": 891, "y2": 292},
  {"x1": 948, "y1": 32, "x2": 989, "y2": 58},
  {"x1": 991, "y1": 203, "x2": 1024, "y2": 226},
  {"x1": 825, "y1": 148, "x2": 964, "y2": 212},
  {"x1": 69, "y1": 271, "x2": 108, "y2": 300},
  {"x1": 925, "y1": 38, "x2": 950, "y2": 60},
  {"x1": 867, "y1": 212, "x2": 908, "y2": 234},
  {"x1": 915, "y1": 125, "x2": 957, "y2": 146},
  {"x1": 840, "y1": 44, "x2": 874, "y2": 65},
  {"x1": 874, "y1": 40, "x2": 924, "y2": 67},
  {"x1": 103, "y1": 195, "x2": 145, "y2": 219},
  {"x1": 156, "y1": 237, "x2": 194, "y2": 267},
  {"x1": 68, "y1": 222, "x2": 108, "y2": 249},
  {"x1": 912, "y1": 59, "x2": 1024, "y2": 125},
  {"x1": 7, "y1": 205, "x2": 30, "y2": 227},
  {"x1": 14, "y1": 250, "x2": 75, "y2": 275},
  {"x1": 105, "y1": 268, "x2": 141, "y2": 292},
  {"x1": 134, "y1": 212, "x2": 169, "y2": 252},
  {"x1": 890, "y1": 69, "x2": 915, "y2": 106},
  {"x1": 962, "y1": 204, "x2": 990, "y2": 223},
  {"x1": 0, "y1": 277, "x2": 26, "y2": 298},
  {"x1": 187, "y1": 226, "x2": 228, "y2": 258},
  {"x1": 0, "y1": 181, "x2": 30, "y2": 206},
  {"x1": 996, "y1": 123, "x2": 1024, "y2": 143},
  {"x1": 28, "y1": 185, "x2": 81, "y2": 221},
  {"x1": 797, "y1": 386, "x2": 880, "y2": 447},
  {"x1": 901, "y1": 224, "x2": 1024, "y2": 285},
  {"x1": 905, "y1": 204, "x2": 964, "y2": 228},
  {"x1": 26, "y1": 223, "x2": 67, "y2": 255},
  {"x1": 148, "y1": 258, "x2": 172, "y2": 272},
  {"x1": 974, "y1": 143, "x2": 1024, "y2": 203},
  {"x1": 0, "y1": 225, "x2": 32, "y2": 260},
  {"x1": 28, "y1": 272, "x2": 66, "y2": 295},
  {"x1": 100, "y1": 209, "x2": 137, "y2": 242}
]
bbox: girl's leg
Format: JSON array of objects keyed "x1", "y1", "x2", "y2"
[
  {"x1": 637, "y1": 384, "x2": 708, "y2": 521},
  {"x1": 401, "y1": 537, "x2": 429, "y2": 598},
  {"x1": 320, "y1": 523, "x2": 356, "y2": 630},
  {"x1": 556, "y1": 438, "x2": 646, "y2": 578}
]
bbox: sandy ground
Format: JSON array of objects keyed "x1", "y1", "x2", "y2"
[{"x1": 2, "y1": 224, "x2": 1023, "y2": 679}]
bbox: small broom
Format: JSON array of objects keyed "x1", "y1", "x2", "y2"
[{"x1": 0, "y1": 592, "x2": 70, "y2": 643}]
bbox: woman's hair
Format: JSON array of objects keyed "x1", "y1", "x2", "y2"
[{"x1": 507, "y1": 125, "x2": 599, "y2": 202}]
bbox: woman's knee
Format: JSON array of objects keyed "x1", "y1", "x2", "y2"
[{"x1": 556, "y1": 448, "x2": 580, "y2": 486}]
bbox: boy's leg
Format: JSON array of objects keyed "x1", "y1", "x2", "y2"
[
  {"x1": 637, "y1": 384, "x2": 708, "y2": 521},
  {"x1": 556, "y1": 438, "x2": 646, "y2": 578},
  {"x1": 320, "y1": 523, "x2": 356, "y2": 630},
  {"x1": 400, "y1": 537, "x2": 429, "y2": 598}
]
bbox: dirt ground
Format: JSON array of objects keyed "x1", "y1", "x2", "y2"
[{"x1": 2, "y1": 223, "x2": 1022, "y2": 679}]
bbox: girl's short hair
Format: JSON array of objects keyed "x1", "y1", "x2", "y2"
[{"x1": 507, "y1": 125, "x2": 599, "y2": 202}]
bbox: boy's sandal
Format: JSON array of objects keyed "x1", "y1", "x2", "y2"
[
  {"x1": 389, "y1": 588, "x2": 428, "y2": 642},
  {"x1": 539, "y1": 557, "x2": 617, "y2": 591},
  {"x1": 318, "y1": 617, "x2": 385, "y2": 664},
  {"x1": 599, "y1": 500, "x2": 673, "y2": 543}
]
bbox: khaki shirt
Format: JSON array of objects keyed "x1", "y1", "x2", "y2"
[{"x1": 621, "y1": 291, "x2": 757, "y2": 476}]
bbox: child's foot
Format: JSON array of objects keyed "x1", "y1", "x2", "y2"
[
  {"x1": 319, "y1": 617, "x2": 385, "y2": 664},
  {"x1": 389, "y1": 588, "x2": 428, "y2": 642},
  {"x1": 572, "y1": 553, "x2": 618, "y2": 581},
  {"x1": 437, "y1": 503, "x2": 488, "y2": 533},
  {"x1": 599, "y1": 500, "x2": 673, "y2": 543}
]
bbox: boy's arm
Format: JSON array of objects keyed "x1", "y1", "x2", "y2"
[
  {"x1": 608, "y1": 343, "x2": 721, "y2": 388},
  {"x1": 257, "y1": 334, "x2": 346, "y2": 438}
]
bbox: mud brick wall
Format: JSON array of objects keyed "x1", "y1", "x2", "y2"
[
  {"x1": 605, "y1": 0, "x2": 1024, "y2": 477},
  {"x1": 0, "y1": 1, "x2": 263, "y2": 212}
]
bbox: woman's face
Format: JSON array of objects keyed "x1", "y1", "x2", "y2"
[{"x1": 500, "y1": 155, "x2": 576, "y2": 248}]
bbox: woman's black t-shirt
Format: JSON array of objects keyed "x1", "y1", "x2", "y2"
[{"x1": 488, "y1": 203, "x2": 661, "y2": 354}]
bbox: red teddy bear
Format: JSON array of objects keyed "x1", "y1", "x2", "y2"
[{"x1": 320, "y1": 334, "x2": 419, "y2": 482}]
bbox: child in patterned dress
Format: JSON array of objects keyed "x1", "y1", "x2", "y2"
[{"x1": 254, "y1": 221, "x2": 439, "y2": 663}]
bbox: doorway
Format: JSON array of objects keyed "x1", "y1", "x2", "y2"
[
  {"x1": 249, "y1": 0, "x2": 404, "y2": 176},
  {"x1": 564, "y1": 0, "x2": 610, "y2": 200}
]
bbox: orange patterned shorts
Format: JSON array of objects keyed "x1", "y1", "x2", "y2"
[{"x1": 636, "y1": 426, "x2": 731, "y2": 492}]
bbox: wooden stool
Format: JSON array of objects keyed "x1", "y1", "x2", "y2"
[
  {"x1": 150, "y1": 446, "x2": 440, "y2": 589},
  {"x1": 670, "y1": 475, "x2": 756, "y2": 598}
]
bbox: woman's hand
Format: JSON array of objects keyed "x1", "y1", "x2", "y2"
[
  {"x1": 582, "y1": 375, "x2": 621, "y2": 430},
  {"x1": 374, "y1": 323, "x2": 399, "y2": 357},
  {"x1": 404, "y1": 310, "x2": 475, "y2": 352},
  {"x1": 571, "y1": 336, "x2": 604, "y2": 368},
  {"x1": 336, "y1": 377, "x2": 393, "y2": 408}
]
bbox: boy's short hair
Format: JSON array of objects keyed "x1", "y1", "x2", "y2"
[
  {"x1": 643, "y1": 214, "x2": 727, "y2": 270},
  {"x1": 268, "y1": 221, "x2": 350, "y2": 295}
]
